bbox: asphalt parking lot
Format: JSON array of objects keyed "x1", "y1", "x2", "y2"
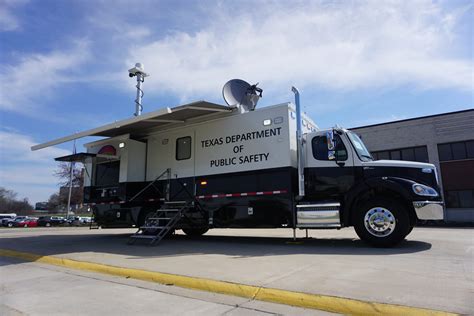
[{"x1": 0, "y1": 226, "x2": 472, "y2": 315}]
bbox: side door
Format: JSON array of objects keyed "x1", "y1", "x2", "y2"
[
  {"x1": 169, "y1": 131, "x2": 196, "y2": 200},
  {"x1": 304, "y1": 131, "x2": 355, "y2": 201}
]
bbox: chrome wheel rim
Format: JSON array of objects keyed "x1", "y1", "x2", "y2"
[{"x1": 364, "y1": 207, "x2": 396, "y2": 237}]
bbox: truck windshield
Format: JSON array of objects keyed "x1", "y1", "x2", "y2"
[{"x1": 347, "y1": 131, "x2": 373, "y2": 161}]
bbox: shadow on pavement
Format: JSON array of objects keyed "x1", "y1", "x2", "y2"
[{"x1": 0, "y1": 230, "x2": 432, "y2": 266}]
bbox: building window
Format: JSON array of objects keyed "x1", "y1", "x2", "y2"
[
  {"x1": 437, "y1": 140, "x2": 474, "y2": 162},
  {"x1": 312, "y1": 135, "x2": 347, "y2": 161},
  {"x1": 372, "y1": 146, "x2": 428, "y2": 163},
  {"x1": 176, "y1": 136, "x2": 192, "y2": 160},
  {"x1": 445, "y1": 190, "x2": 474, "y2": 208}
]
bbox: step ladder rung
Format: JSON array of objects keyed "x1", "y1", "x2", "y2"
[
  {"x1": 130, "y1": 234, "x2": 157, "y2": 239},
  {"x1": 164, "y1": 200, "x2": 187, "y2": 204},
  {"x1": 128, "y1": 200, "x2": 193, "y2": 246}
]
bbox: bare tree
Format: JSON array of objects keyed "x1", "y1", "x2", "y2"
[
  {"x1": 54, "y1": 162, "x2": 83, "y2": 187},
  {"x1": 0, "y1": 187, "x2": 33, "y2": 214},
  {"x1": 52, "y1": 162, "x2": 85, "y2": 209}
]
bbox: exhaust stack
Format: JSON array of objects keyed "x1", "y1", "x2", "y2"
[{"x1": 292, "y1": 86, "x2": 305, "y2": 198}]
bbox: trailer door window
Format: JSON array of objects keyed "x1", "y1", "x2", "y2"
[
  {"x1": 312, "y1": 135, "x2": 347, "y2": 161},
  {"x1": 176, "y1": 136, "x2": 192, "y2": 160},
  {"x1": 95, "y1": 161, "x2": 120, "y2": 187}
]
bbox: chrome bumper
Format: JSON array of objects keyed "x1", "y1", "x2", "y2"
[{"x1": 413, "y1": 201, "x2": 444, "y2": 220}]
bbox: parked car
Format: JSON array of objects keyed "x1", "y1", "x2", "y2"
[
  {"x1": 37, "y1": 216, "x2": 66, "y2": 227},
  {"x1": 80, "y1": 217, "x2": 93, "y2": 224},
  {"x1": 14, "y1": 217, "x2": 38, "y2": 228},
  {"x1": 3, "y1": 216, "x2": 28, "y2": 227},
  {"x1": 66, "y1": 216, "x2": 92, "y2": 226},
  {"x1": 0, "y1": 214, "x2": 16, "y2": 226}
]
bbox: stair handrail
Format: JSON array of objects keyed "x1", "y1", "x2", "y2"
[{"x1": 129, "y1": 168, "x2": 171, "y2": 202}]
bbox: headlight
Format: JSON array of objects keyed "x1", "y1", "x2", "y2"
[{"x1": 412, "y1": 184, "x2": 438, "y2": 197}]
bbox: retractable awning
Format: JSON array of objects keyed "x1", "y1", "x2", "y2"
[
  {"x1": 54, "y1": 153, "x2": 119, "y2": 163},
  {"x1": 31, "y1": 101, "x2": 233, "y2": 151}
]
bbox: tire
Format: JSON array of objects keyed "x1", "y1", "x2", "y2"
[
  {"x1": 182, "y1": 227, "x2": 209, "y2": 237},
  {"x1": 7, "y1": 222, "x2": 13, "y2": 227},
  {"x1": 353, "y1": 198, "x2": 410, "y2": 248},
  {"x1": 45, "y1": 222, "x2": 51, "y2": 227},
  {"x1": 24, "y1": 224, "x2": 28, "y2": 228}
]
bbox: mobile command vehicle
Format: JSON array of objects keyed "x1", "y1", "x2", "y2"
[{"x1": 31, "y1": 66, "x2": 444, "y2": 247}]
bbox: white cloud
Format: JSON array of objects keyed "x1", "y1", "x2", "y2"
[
  {"x1": 0, "y1": 0, "x2": 28, "y2": 32},
  {"x1": 125, "y1": 0, "x2": 473, "y2": 102},
  {"x1": 0, "y1": 130, "x2": 70, "y2": 203},
  {"x1": 0, "y1": 40, "x2": 92, "y2": 116}
]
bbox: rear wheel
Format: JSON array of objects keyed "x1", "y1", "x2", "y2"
[
  {"x1": 353, "y1": 198, "x2": 410, "y2": 247},
  {"x1": 182, "y1": 227, "x2": 209, "y2": 237}
]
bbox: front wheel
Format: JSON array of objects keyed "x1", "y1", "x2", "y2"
[{"x1": 353, "y1": 198, "x2": 410, "y2": 247}]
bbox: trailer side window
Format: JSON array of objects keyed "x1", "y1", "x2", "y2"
[
  {"x1": 176, "y1": 136, "x2": 192, "y2": 160},
  {"x1": 95, "y1": 161, "x2": 120, "y2": 187},
  {"x1": 312, "y1": 135, "x2": 347, "y2": 161}
]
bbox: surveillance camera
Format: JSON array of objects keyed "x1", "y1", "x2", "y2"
[{"x1": 128, "y1": 62, "x2": 149, "y2": 77}]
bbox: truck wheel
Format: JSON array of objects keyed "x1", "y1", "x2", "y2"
[
  {"x1": 353, "y1": 198, "x2": 410, "y2": 247},
  {"x1": 182, "y1": 227, "x2": 209, "y2": 237}
]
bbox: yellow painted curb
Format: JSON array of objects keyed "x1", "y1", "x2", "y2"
[{"x1": 0, "y1": 248, "x2": 457, "y2": 316}]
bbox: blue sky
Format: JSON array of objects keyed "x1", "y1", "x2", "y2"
[{"x1": 0, "y1": 0, "x2": 473, "y2": 204}]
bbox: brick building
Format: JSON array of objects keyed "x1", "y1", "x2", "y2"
[{"x1": 351, "y1": 109, "x2": 474, "y2": 223}]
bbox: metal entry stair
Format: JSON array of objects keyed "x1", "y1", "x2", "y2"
[{"x1": 128, "y1": 201, "x2": 189, "y2": 245}]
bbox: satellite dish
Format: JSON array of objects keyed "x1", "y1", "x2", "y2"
[{"x1": 222, "y1": 79, "x2": 263, "y2": 112}]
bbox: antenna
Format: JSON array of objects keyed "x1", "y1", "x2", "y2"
[
  {"x1": 222, "y1": 79, "x2": 263, "y2": 112},
  {"x1": 128, "y1": 63, "x2": 149, "y2": 116}
]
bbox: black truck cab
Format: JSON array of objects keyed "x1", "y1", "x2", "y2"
[{"x1": 300, "y1": 128, "x2": 443, "y2": 246}]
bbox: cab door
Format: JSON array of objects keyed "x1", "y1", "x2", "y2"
[{"x1": 304, "y1": 131, "x2": 355, "y2": 201}]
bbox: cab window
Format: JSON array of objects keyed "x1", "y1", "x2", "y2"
[
  {"x1": 176, "y1": 136, "x2": 192, "y2": 160},
  {"x1": 312, "y1": 135, "x2": 348, "y2": 161}
]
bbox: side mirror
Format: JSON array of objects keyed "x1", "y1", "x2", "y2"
[{"x1": 326, "y1": 130, "x2": 336, "y2": 160}]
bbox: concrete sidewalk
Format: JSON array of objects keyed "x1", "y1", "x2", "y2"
[
  {"x1": 0, "y1": 227, "x2": 472, "y2": 314},
  {"x1": 1, "y1": 257, "x2": 333, "y2": 316}
]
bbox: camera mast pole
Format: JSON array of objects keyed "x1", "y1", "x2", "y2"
[{"x1": 128, "y1": 63, "x2": 149, "y2": 116}]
